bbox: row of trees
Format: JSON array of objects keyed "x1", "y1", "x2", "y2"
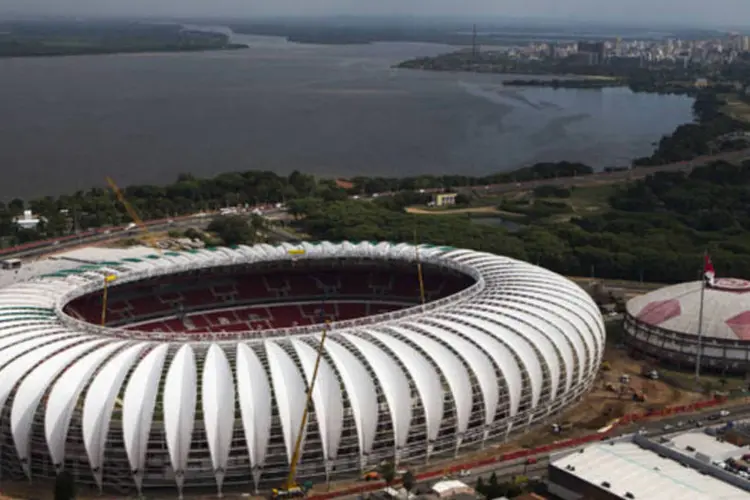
[{"x1": 0, "y1": 161, "x2": 590, "y2": 249}]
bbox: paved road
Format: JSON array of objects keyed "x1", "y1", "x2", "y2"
[
  {"x1": 0, "y1": 209, "x2": 292, "y2": 262},
  {"x1": 455, "y1": 148, "x2": 750, "y2": 196}
]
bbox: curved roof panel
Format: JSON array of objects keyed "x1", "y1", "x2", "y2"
[{"x1": 201, "y1": 344, "x2": 235, "y2": 489}]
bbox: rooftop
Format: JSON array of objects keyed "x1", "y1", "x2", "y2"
[
  {"x1": 53, "y1": 245, "x2": 157, "y2": 263},
  {"x1": 669, "y1": 431, "x2": 745, "y2": 461},
  {"x1": 552, "y1": 440, "x2": 750, "y2": 500}
]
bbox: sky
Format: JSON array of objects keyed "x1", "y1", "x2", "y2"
[{"x1": 1, "y1": 0, "x2": 749, "y2": 28}]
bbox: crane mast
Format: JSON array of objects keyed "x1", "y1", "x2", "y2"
[
  {"x1": 282, "y1": 320, "x2": 331, "y2": 492},
  {"x1": 105, "y1": 176, "x2": 159, "y2": 250}
]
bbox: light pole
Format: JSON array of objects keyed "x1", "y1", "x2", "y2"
[{"x1": 100, "y1": 274, "x2": 117, "y2": 326}]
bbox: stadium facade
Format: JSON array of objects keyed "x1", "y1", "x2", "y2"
[
  {"x1": 625, "y1": 278, "x2": 750, "y2": 373},
  {"x1": 0, "y1": 241, "x2": 605, "y2": 496}
]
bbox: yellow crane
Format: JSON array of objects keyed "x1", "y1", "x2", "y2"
[
  {"x1": 414, "y1": 228, "x2": 426, "y2": 306},
  {"x1": 273, "y1": 320, "x2": 331, "y2": 499},
  {"x1": 105, "y1": 176, "x2": 160, "y2": 250},
  {"x1": 101, "y1": 177, "x2": 161, "y2": 328}
]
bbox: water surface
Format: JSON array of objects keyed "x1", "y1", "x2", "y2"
[{"x1": 0, "y1": 33, "x2": 693, "y2": 199}]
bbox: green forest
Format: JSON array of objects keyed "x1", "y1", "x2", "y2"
[{"x1": 287, "y1": 159, "x2": 750, "y2": 284}]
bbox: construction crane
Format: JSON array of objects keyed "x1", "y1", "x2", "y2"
[
  {"x1": 105, "y1": 176, "x2": 160, "y2": 250},
  {"x1": 272, "y1": 320, "x2": 331, "y2": 499},
  {"x1": 414, "y1": 228, "x2": 426, "y2": 307}
]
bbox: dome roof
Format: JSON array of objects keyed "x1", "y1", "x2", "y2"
[
  {"x1": 626, "y1": 278, "x2": 750, "y2": 341},
  {"x1": 0, "y1": 241, "x2": 604, "y2": 494}
]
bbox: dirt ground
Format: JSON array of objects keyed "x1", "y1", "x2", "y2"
[{"x1": 405, "y1": 206, "x2": 521, "y2": 217}]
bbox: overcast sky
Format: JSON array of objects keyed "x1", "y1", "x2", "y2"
[{"x1": 1, "y1": 0, "x2": 747, "y2": 28}]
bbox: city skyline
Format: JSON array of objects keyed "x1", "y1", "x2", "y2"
[{"x1": 2, "y1": 0, "x2": 750, "y2": 30}]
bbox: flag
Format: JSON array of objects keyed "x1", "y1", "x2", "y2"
[{"x1": 703, "y1": 252, "x2": 715, "y2": 287}]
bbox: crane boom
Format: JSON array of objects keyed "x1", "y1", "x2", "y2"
[
  {"x1": 414, "y1": 228, "x2": 426, "y2": 306},
  {"x1": 105, "y1": 176, "x2": 159, "y2": 249},
  {"x1": 284, "y1": 321, "x2": 331, "y2": 490}
]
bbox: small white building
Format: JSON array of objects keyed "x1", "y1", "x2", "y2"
[
  {"x1": 431, "y1": 480, "x2": 474, "y2": 498},
  {"x1": 14, "y1": 210, "x2": 42, "y2": 230}
]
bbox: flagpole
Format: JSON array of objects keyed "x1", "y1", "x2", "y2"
[
  {"x1": 695, "y1": 275, "x2": 706, "y2": 381},
  {"x1": 695, "y1": 250, "x2": 708, "y2": 381}
]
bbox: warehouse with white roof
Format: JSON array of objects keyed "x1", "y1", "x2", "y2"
[{"x1": 548, "y1": 434, "x2": 750, "y2": 500}]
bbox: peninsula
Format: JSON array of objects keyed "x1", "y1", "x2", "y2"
[{"x1": 0, "y1": 21, "x2": 248, "y2": 58}]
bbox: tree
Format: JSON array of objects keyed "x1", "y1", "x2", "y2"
[
  {"x1": 54, "y1": 470, "x2": 76, "y2": 500},
  {"x1": 401, "y1": 470, "x2": 415, "y2": 493},
  {"x1": 455, "y1": 193, "x2": 471, "y2": 206},
  {"x1": 207, "y1": 215, "x2": 253, "y2": 246},
  {"x1": 475, "y1": 476, "x2": 485, "y2": 495},
  {"x1": 379, "y1": 461, "x2": 396, "y2": 487},
  {"x1": 488, "y1": 472, "x2": 498, "y2": 489}
]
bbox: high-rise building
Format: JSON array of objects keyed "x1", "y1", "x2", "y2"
[{"x1": 577, "y1": 41, "x2": 606, "y2": 65}]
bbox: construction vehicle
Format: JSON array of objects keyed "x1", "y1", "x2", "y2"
[
  {"x1": 273, "y1": 321, "x2": 331, "y2": 499},
  {"x1": 551, "y1": 422, "x2": 573, "y2": 434},
  {"x1": 632, "y1": 390, "x2": 646, "y2": 402},
  {"x1": 362, "y1": 471, "x2": 381, "y2": 481},
  {"x1": 105, "y1": 177, "x2": 160, "y2": 250}
]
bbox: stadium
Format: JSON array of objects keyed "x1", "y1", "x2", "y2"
[
  {"x1": 625, "y1": 277, "x2": 750, "y2": 374},
  {"x1": 0, "y1": 241, "x2": 604, "y2": 496}
]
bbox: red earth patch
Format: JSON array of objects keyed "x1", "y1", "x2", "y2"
[
  {"x1": 637, "y1": 299, "x2": 681, "y2": 326},
  {"x1": 726, "y1": 311, "x2": 750, "y2": 340}
]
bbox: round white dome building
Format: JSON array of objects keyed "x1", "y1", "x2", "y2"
[
  {"x1": 0, "y1": 241, "x2": 604, "y2": 496},
  {"x1": 625, "y1": 278, "x2": 750, "y2": 373}
]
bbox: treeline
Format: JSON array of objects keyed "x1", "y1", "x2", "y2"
[
  {"x1": 0, "y1": 21, "x2": 246, "y2": 58},
  {"x1": 0, "y1": 161, "x2": 587, "y2": 248},
  {"x1": 346, "y1": 161, "x2": 593, "y2": 195},
  {"x1": 288, "y1": 160, "x2": 750, "y2": 284}
]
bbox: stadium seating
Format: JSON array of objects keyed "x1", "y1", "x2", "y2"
[
  {"x1": 64, "y1": 268, "x2": 470, "y2": 331},
  {"x1": 128, "y1": 301, "x2": 407, "y2": 334}
]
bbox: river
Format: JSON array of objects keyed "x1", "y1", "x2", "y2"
[{"x1": 0, "y1": 30, "x2": 694, "y2": 200}]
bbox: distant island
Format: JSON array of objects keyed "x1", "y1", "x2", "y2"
[{"x1": 0, "y1": 21, "x2": 248, "y2": 58}]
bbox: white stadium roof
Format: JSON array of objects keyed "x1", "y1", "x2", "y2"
[
  {"x1": 627, "y1": 278, "x2": 750, "y2": 341},
  {"x1": 552, "y1": 441, "x2": 750, "y2": 500},
  {"x1": 0, "y1": 241, "x2": 605, "y2": 494}
]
